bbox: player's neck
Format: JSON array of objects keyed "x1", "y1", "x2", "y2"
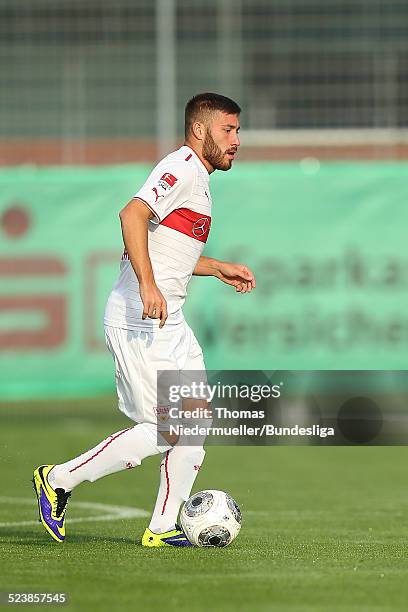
[{"x1": 183, "y1": 141, "x2": 214, "y2": 174}]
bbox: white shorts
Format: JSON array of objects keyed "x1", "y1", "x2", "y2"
[{"x1": 104, "y1": 320, "x2": 206, "y2": 426}]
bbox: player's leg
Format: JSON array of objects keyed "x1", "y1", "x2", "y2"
[
  {"x1": 32, "y1": 326, "x2": 171, "y2": 542},
  {"x1": 54, "y1": 324, "x2": 173, "y2": 490},
  {"x1": 145, "y1": 440, "x2": 206, "y2": 528},
  {"x1": 47, "y1": 421, "x2": 169, "y2": 490},
  {"x1": 32, "y1": 423, "x2": 169, "y2": 542},
  {"x1": 143, "y1": 323, "x2": 210, "y2": 546},
  {"x1": 142, "y1": 443, "x2": 206, "y2": 547}
]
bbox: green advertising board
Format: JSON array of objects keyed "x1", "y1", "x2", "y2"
[{"x1": 0, "y1": 162, "x2": 407, "y2": 399}]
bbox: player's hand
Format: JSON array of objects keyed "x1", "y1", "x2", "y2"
[
  {"x1": 140, "y1": 281, "x2": 168, "y2": 327},
  {"x1": 215, "y1": 261, "x2": 256, "y2": 294}
]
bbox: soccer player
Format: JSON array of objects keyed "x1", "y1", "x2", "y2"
[{"x1": 33, "y1": 93, "x2": 256, "y2": 547}]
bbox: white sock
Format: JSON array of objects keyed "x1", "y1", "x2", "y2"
[
  {"x1": 148, "y1": 445, "x2": 206, "y2": 534},
  {"x1": 48, "y1": 423, "x2": 170, "y2": 491}
]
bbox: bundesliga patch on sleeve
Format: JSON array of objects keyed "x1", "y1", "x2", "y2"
[{"x1": 151, "y1": 172, "x2": 178, "y2": 203}]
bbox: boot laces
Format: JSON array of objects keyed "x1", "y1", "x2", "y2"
[{"x1": 55, "y1": 488, "x2": 71, "y2": 517}]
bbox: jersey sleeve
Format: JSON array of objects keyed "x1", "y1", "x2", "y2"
[{"x1": 133, "y1": 161, "x2": 194, "y2": 224}]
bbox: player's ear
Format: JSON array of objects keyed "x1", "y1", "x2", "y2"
[{"x1": 192, "y1": 121, "x2": 205, "y2": 141}]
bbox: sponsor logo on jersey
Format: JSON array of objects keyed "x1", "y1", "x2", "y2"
[
  {"x1": 160, "y1": 208, "x2": 212, "y2": 243},
  {"x1": 192, "y1": 217, "x2": 210, "y2": 238}
]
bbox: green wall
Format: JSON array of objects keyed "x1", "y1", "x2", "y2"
[{"x1": 1, "y1": 162, "x2": 407, "y2": 399}]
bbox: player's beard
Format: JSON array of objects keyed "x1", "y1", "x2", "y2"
[{"x1": 202, "y1": 129, "x2": 235, "y2": 171}]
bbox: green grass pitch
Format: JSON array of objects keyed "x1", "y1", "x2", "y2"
[{"x1": 1, "y1": 397, "x2": 408, "y2": 612}]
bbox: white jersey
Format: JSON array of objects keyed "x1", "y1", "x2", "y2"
[{"x1": 104, "y1": 145, "x2": 212, "y2": 330}]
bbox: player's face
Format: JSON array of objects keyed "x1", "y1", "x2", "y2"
[{"x1": 202, "y1": 112, "x2": 240, "y2": 171}]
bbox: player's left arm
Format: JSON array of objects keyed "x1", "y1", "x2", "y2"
[{"x1": 193, "y1": 256, "x2": 256, "y2": 294}]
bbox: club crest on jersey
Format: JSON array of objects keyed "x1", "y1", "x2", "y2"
[{"x1": 153, "y1": 405, "x2": 171, "y2": 423}]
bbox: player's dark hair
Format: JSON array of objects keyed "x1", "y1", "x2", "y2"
[{"x1": 185, "y1": 93, "x2": 241, "y2": 138}]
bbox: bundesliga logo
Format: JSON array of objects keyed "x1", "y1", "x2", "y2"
[
  {"x1": 158, "y1": 172, "x2": 178, "y2": 191},
  {"x1": 152, "y1": 173, "x2": 178, "y2": 203}
]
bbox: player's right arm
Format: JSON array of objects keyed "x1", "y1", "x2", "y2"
[{"x1": 119, "y1": 199, "x2": 168, "y2": 328}]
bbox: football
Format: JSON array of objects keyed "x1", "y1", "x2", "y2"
[{"x1": 180, "y1": 489, "x2": 242, "y2": 547}]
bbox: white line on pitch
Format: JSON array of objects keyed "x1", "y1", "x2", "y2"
[{"x1": 0, "y1": 496, "x2": 148, "y2": 528}]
